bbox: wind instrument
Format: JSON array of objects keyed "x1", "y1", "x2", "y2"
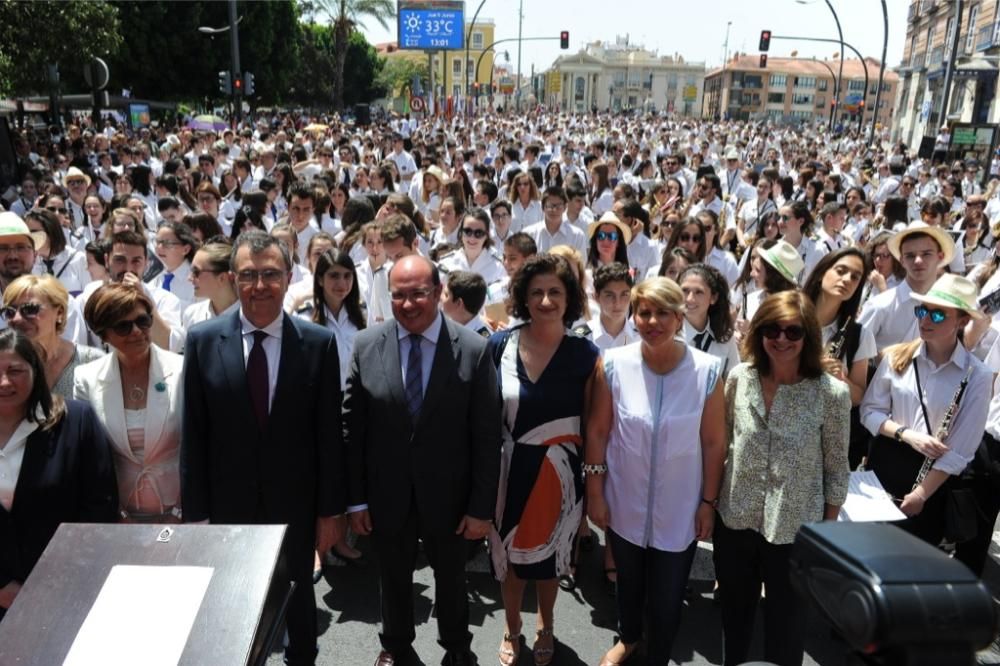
[
  {"x1": 826, "y1": 316, "x2": 852, "y2": 361},
  {"x1": 913, "y1": 366, "x2": 973, "y2": 488}
]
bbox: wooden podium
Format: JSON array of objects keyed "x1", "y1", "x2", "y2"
[{"x1": 0, "y1": 523, "x2": 291, "y2": 665}]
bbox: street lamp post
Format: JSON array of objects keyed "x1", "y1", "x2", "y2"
[
  {"x1": 198, "y1": 1, "x2": 243, "y2": 125},
  {"x1": 464, "y1": 0, "x2": 487, "y2": 105},
  {"x1": 811, "y1": 57, "x2": 838, "y2": 128},
  {"x1": 796, "y1": 0, "x2": 843, "y2": 129},
  {"x1": 870, "y1": 0, "x2": 889, "y2": 146}
]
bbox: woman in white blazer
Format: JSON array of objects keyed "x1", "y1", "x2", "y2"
[{"x1": 74, "y1": 283, "x2": 184, "y2": 523}]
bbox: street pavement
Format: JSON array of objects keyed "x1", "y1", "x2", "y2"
[{"x1": 269, "y1": 529, "x2": 1000, "y2": 666}]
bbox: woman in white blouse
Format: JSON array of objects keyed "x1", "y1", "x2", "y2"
[
  {"x1": 509, "y1": 171, "x2": 543, "y2": 231},
  {"x1": 24, "y1": 208, "x2": 90, "y2": 297},
  {"x1": 171, "y1": 241, "x2": 240, "y2": 353},
  {"x1": 74, "y1": 283, "x2": 185, "y2": 523},
  {"x1": 586, "y1": 277, "x2": 725, "y2": 666},
  {"x1": 439, "y1": 208, "x2": 506, "y2": 287},
  {"x1": 861, "y1": 274, "x2": 992, "y2": 545},
  {"x1": 680, "y1": 264, "x2": 741, "y2": 376}
]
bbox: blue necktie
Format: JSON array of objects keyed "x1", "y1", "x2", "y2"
[
  {"x1": 162, "y1": 272, "x2": 174, "y2": 292},
  {"x1": 404, "y1": 333, "x2": 423, "y2": 418}
]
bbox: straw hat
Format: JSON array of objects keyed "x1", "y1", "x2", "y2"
[
  {"x1": 723, "y1": 146, "x2": 740, "y2": 161},
  {"x1": 0, "y1": 212, "x2": 44, "y2": 251},
  {"x1": 63, "y1": 166, "x2": 91, "y2": 187},
  {"x1": 886, "y1": 221, "x2": 955, "y2": 265},
  {"x1": 423, "y1": 165, "x2": 447, "y2": 185},
  {"x1": 912, "y1": 273, "x2": 984, "y2": 320},
  {"x1": 759, "y1": 240, "x2": 805, "y2": 285},
  {"x1": 587, "y1": 211, "x2": 632, "y2": 245}
]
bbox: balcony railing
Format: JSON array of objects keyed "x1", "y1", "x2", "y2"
[{"x1": 977, "y1": 24, "x2": 995, "y2": 51}]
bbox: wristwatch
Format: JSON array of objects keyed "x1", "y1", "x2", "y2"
[
  {"x1": 701, "y1": 497, "x2": 719, "y2": 508},
  {"x1": 894, "y1": 425, "x2": 908, "y2": 442}
]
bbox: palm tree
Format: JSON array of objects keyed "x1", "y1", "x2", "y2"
[{"x1": 314, "y1": 0, "x2": 394, "y2": 111}]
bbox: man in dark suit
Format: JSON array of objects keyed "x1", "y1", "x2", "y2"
[
  {"x1": 344, "y1": 255, "x2": 501, "y2": 666},
  {"x1": 180, "y1": 230, "x2": 345, "y2": 666}
]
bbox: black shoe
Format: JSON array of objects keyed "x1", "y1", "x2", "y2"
[
  {"x1": 558, "y1": 572, "x2": 576, "y2": 591},
  {"x1": 441, "y1": 649, "x2": 477, "y2": 666}
]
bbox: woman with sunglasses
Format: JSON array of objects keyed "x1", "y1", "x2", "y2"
[
  {"x1": 2, "y1": 275, "x2": 104, "y2": 397},
  {"x1": 38, "y1": 192, "x2": 71, "y2": 232},
  {"x1": 170, "y1": 240, "x2": 239, "y2": 353},
  {"x1": 586, "y1": 211, "x2": 631, "y2": 273},
  {"x1": 75, "y1": 283, "x2": 185, "y2": 524},
  {"x1": 439, "y1": 208, "x2": 506, "y2": 286},
  {"x1": 860, "y1": 274, "x2": 991, "y2": 546},
  {"x1": 0, "y1": 328, "x2": 118, "y2": 622},
  {"x1": 715, "y1": 290, "x2": 851, "y2": 666}
]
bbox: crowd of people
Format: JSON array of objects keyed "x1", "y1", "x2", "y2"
[{"x1": 1, "y1": 108, "x2": 1000, "y2": 666}]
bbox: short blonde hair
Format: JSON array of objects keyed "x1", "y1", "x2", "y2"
[
  {"x1": 630, "y1": 276, "x2": 684, "y2": 314},
  {"x1": 3, "y1": 275, "x2": 69, "y2": 333}
]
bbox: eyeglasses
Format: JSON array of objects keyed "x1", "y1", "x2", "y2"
[
  {"x1": 759, "y1": 323, "x2": 805, "y2": 341},
  {"x1": 0, "y1": 302, "x2": 43, "y2": 321},
  {"x1": 236, "y1": 269, "x2": 286, "y2": 285},
  {"x1": 390, "y1": 288, "x2": 434, "y2": 303},
  {"x1": 595, "y1": 230, "x2": 619, "y2": 242},
  {"x1": 872, "y1": 252, "x2": 892, "y2": 261},
  {"x1": 65, "y1": 180, "x2": 86, "y2": 187},
  {"x1": 544, "y1": 203, "x2": 565, "y2": 210},
  {"x1": 679, "y1": 233, "x2": 702, "y2": 242},
  {"x1": 154, "y1": 239, "x2": 184, "y2": 248},
  {"x1": 914, "y1": 305, "x2": 948, "y2": 323},
  {"x1": 0, "y1": 244, "x2": 34, "y2": 255},
  {"x1": 461, "y1": 227, "x2": 487, "y2": 239},
  {"x1": 107, "y1": 313, "x2": 153, "y2": 337},
  {"x1": 45, "y1": 206, "x2": 68, "y2": 215},
  {"x1": 190, "y1": 267, "x2": 221, "y2": 278}
]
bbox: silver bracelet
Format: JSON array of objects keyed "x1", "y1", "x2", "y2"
[{"x1": 583, "y1": 463, "x2": 608, "y2": 475}]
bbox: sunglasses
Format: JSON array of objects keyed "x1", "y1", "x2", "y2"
[
  {"x1": 0, "y1": 302, "x2": 43, "y2": 321},
  {"x1": 107, "y1": 313, "x2": 153, "y2": 337},
  {"x1": 596, "y1": 230, "x2": 619, "y2": 242},
  {"x1": 461, "y1": 227, "x2": 487, "y2": 239},
  {"x1": 189, "y1": 266, "x2": 220, "y2": 278},
  {"x1": 46, "y1": 206, "x2": 68, "y2": 215},
  {"x1": 760, "y1": 323, "x2": 805, "y2": 341},
  {"x1": 679, "y1": 233, "x2": 702, "y2": 242},
  {"x1": 914, "y1": 305, "x2": 947, "y2": 323}
]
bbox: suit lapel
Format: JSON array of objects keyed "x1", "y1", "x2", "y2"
[
  {"x1": 417, "y1": 318, "x2": 459, "y2": 427},
  {"x1": 96, "y1": 354, "x2": 135, "y2": 463},
  {"x1": 378, "y1": 321, "x2": 407, "y2": 409},
  {"x1": 143, "y1": 346, "x2": 170, "y2": 452},
  {"x1": 10, "y1": 427, "x2": 49, "y2": 514},
  {"x1": 217, "y1": 310, "x2": 249, "y2": 406}
]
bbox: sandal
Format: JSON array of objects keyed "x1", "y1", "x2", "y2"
[
  {"x1": 598, "y1": 641, "x2": 637, "y2": 666},
  {"x1": 532, "y1": 628, "x2": 554, "y2": 666},
  {"x1": 499, "y1": 630, "x2": 521, "y2": 666}
]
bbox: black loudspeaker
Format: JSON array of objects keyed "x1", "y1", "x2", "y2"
[
  {"x1": 354, "y1": 104, "x2": 371, "y2": 127},
  {"x1": 791, "y1": 522, "x2": 996, "y2": 665}
]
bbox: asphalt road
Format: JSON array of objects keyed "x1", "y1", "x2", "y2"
[{"x1": 267, "y1": 528, "x2": 1000, "y2": 666}]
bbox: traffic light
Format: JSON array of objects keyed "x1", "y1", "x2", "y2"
[
  {"x1": 473, "y1": 81, "x2": 480, "y2": 96},
  {"x1": 560, "y1": 31, "x2": 569, "y2": 49},
  {"x1": 218, "y1": 70, "x2": 231, "y2": 95},
  {"x1": 759, "y1": 54, "x2": 768, "y2": 68},
  {"x1": 759, "y1": 30, "x2": 771, "y2": 52},
  {"x1": 244, "y1": 71, "x2": 255, "y2": 96},
  {"x1": 233, "y1": 74, "x2": 243, "y2": 95}
]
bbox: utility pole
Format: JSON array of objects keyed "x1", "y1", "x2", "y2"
[
  {"x1": 939, "y1": 0, "x2": 963, "y2": 131},
  {"x1": 870, "y1": 0, "x2": 889, "y2": 146},
  {"x1": 228, "y1": 0, "x2": 242, "y2": 125},
  {"x1": 721, "y1": 21, "x2": 732, "y2": 119},
  {"x1": 515, "y1": 0, "x2": 523, "y2": 112}
]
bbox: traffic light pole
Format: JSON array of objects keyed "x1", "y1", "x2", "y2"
[
  {"x1": 474, "y1": 36, "x2": 560, "y2": 96},
  {"x1": 771, "y1": 35, "x2": 868, "y2": 135},
  {"x1": 228, "y1": 0, "x2": 242, "y2": 125}
]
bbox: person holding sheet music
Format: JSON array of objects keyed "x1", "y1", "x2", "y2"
[{"x1": 860, "y1": 274, "x2": 991, "y2": 546}]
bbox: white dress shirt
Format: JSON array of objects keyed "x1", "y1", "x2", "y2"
[
  {"x1": 510, "y1": 200, "x2": 543, "y2": 232},
  {"x1": 861, "y1": 343, "x2": 991, "y2": 475},
  {"x1": 239, "y1": 311, "x2": 284, "y2": 410},
  {"x1": 858, "y1": 280, "x2": 922, "y2": 352},
  {"x1": 588, "y1": 316, "x2": 639, "y2": 351},
  {"x1": 683, "y1": 318, "x2": 741, "y2": 377},
  {"x1": 397, "y1": 312, "x2": 443, "y2": 396},
  {"x1": 523, "y1": 220, "x2": 589, "y2": 257},
  {"x1": 148, "y1": 260, "x2": 195, "y2": 305},
  {"x1": 0, "y1": 419, "x2": 39, "y2": 511},
  {"x1": 439, "y1": 248, "x2": 507, "y2": 286}
]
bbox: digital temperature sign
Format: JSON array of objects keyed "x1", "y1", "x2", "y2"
[{"x1": 398, "y1": 0, "x2": 465, "y2": 50}]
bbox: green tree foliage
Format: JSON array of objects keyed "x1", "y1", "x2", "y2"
[
  {"x1": 290, "y1": 25, "x2": 386, "y2": 109},
  {"x1": 376, "y1": 56, "x2": 428, "y2": 98},
  {"x1": 313, "y1": 0, "x2": 394, "y2": 110},
  {"x1": 0, "y1": 0, "x2": 123, "y2": 96}
]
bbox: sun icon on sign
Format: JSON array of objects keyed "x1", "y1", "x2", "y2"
[{"x1": 405, "y1": 14, "x2": 421, "y2": 32}]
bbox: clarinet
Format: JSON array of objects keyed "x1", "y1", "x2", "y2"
[
  {"x1": 913, "y1": 366, "x2": 974, "y2": 489},
  {"x1": 826, "y1": 316, "x2": 852, "y2": 361}
]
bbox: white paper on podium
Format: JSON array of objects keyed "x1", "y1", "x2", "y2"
[
  {"x1": 63, "y1": 565, "x2": 214, "y2": 666},
  {"x1": 838, "y1": 470, "x2": 907, "y2": 522}
]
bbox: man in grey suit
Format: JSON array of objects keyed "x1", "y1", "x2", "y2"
[{"x1": 343, "y1": 255, "x2": 501, "y2": 666}]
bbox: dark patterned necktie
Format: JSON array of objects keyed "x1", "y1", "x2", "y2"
[
  {"x1": 247, "y1": 330, "x2": 269, "y2": 429},
  {"x1": 405, "y1": 333, "x2": 423, "y2": 418}
]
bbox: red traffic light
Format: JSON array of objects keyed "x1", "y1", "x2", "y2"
[
  {"x1": 759, "y1": 30, "x2": 771, "y2": 52},
  {"x1": 233, "y1": 77, "x2": 242, "y2": 90},
  {"x1": 759, "y1": 54, "x2": 768, "y2": 68},
  {"x1": 560, "y1": 31, "x2": 569, "y2": 49}
]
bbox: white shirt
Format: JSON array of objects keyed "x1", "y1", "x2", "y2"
[
  {"x1": 706, "y1": 247, "x2": 740, "y2": 287},
  {"x1": 858, "y1": 280, "x2": 922, "y2": 352},
  {"x1": 148, "y1": 261, "x2": 196, "y2": 306},
  {"x1": 397, "y1": 313, "x2": 443, "y2": 396},
  {"x1": 588, "y1": 316, "x2": 639, "y2": 351},
  {"x1": 821, "y1": 320, "x2": 877, "y2": 364},
  {"x1": 439, "y1": 249, "x2": 507, "y2": 286},
  {"x1": 33, "y1": 247, "x2": 90, "y2": 296},
  {"x1": 683, "y1": 318, "x2": 740, "y2": 377},
  {"x1": 510, "y1": 200, "x2": 543, "y2": 232},
  {"x1": 861, "y1": 343, "x2": 991, "y2": 476},
  {"x1": 523, "y1": 219, "x2": 589, "y2": 257},
  {"x1": 627, "y1": 234, "x2": 661, "y2": 279},
  {"x1": 170, "y1": 299, "x2": 240, "y2": 353},
  {"x1": 0, "y1": 419, "x2": 39, "y2": 511},
  {"x1": 356, "y1": 259, "x2": 391, "y2": 326},
  {"x1": 602, "y1": 343, "x2": 720, "y2": 551},
  {"x1": 239, "y1": 311, "x2": 284, "y2": 410},
  {"x1": 297, "y1": 304, "x2": 359, "y2": 390},
  {"x1": 591, "y1": 190, "x2": 614, "y2": 217}
]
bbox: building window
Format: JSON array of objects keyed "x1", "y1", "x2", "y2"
[
  {"x1": 848, "y1": 79, "x2": 865, "y2": 91},
  {"x1": 453, "y1": 59, "x2": 462, "y2": 74},
  {"x1": 792, "y1": 93, "x2": 814, "y2": 105},
  {"x1": 769, "y1": 74, "x2": 787, "y2": 87},
  {"x1": 767, "y1": 92, "x2": 785, "y2": 103},
  {"x1": 816, "y1": 95, "x2": 826, "y2": 108},
  {"x1": 453, "y1": 84, "x2": 461, "y2": 96},
  {"x1": 818, "y1": 79, "x2": 828, "y2": 91},
  {"x1": 472, "y1": 32, "x2": 484, "y2": 49},
  {"x1": 993, "y1": 0, "x2": 1000, "y2": 44},
  {"x1": 467, "y1": 59, "x2": 475, "y2": 76},
  {"x1": 667, "y1": 73, "x2": 678, "y2": 89},
  {"x1": 966, "y1": 4, "x2": 980, "y2": 53},
  {"x1": 685, "y1": 74, "x2": 697, "y2": 86},
  {"x1": 925, "y1": 24, "x2": 935, "y2": 66},
  {"x1": 575, "y1": 77, "x2": 585, "y2": 101},
  {"x1": 945, "y1": 17, "x2": 955, "y2": 51},
  {"x1": 613, "y1": 70, "x2": 625, "y2": 85},
  {"x1": 793, "y1": 76, "x2": 816, "y2": 88}
]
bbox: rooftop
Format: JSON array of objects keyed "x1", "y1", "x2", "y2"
[{"x1": 706, "y1": 55, "x2": 898, "y2": 81}]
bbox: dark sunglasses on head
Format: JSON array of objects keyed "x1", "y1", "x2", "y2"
[
  {"x1": 107, "y1": 313, "x2": 154, "y2": 337},
  {"x1": 914, "y1": 305, "x2": 947, "y2": 323},
  {"x1": 0, "y1": 302, "x2": 43, "y2": 321},
  {"x1": 461, "y1": 227, "x2": 487, "y2": 239},
  {"x1": 595, "y1": 230, "x2": 619, "y2": 242},
  {"x1": 760, "y1": 323, "x2": 805, "y2": 341}
]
